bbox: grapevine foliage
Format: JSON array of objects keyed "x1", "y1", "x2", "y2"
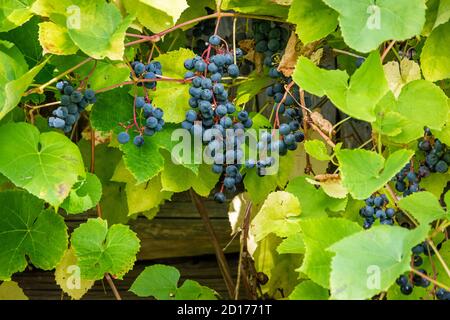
[{"x1": 0, "y1": 0, "x2": 449, "y2": 301}]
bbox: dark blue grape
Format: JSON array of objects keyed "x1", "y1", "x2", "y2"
[
  {"x1": 118, "y1": 132, "x2": 130, "y2": 144},
  {"x1": 133, "y1": 135, "x2": 145, "y2": 147}
]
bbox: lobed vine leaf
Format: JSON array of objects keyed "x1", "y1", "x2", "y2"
[
  {"x1": 71, "y1": 218, "x2": 140, "y2": 280},
  {"x1": 336, "y1": 149, "x2": 414, "y2": 200},
  {"x1": 0, "y1": 122, "x2": 85, "y2": 206},
  {"x1": 322, "y1": 0, "x2": 427, "y2": 53},
  {"x1": 329, "y1": 225, "x2": 430, "y2": 300},
  {"x1": 0, "y1": 190, "x2": 68, "y2": 280},
  {"x1": 299, "y1": 217, "x2": 362, "y2": 289}
]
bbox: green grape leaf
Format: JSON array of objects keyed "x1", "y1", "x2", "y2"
[
  {"x1": 421, "y1": 21, "x2": 450, "y2": 81},
  {"x1": 160, "y1": 151, "x2": 218, "y2": 196},
  {"x1": 91, "y1": 87, "x2": 133, "y2": 133},
  {"x1": 289, "y1": 280, "x2": 329, "y2": 300},
  {"x1": 0, "y1": 40, "x2": 28, "y2": 81},
  {"x1": 251, "y1": 191, "x2": 301, "y2": 242},
  {"x1": 0, "y1": 122, "x2": 85, "y2": 206},
  {"x1": 119, "y1": 137, "x2": 165, "y2": 184},
  {"x1": 78, "y1": 140, "x2": 129, "y2": 225},
  {"x1": 235, "y1": 71, "x2": 272, "y2": 106},
  {"x1": 176, "y1": 0, "x2": 216, "y2": 30},
  {"x1": 286, "y1": 176, "x2": 347, "y2": 218},
  {"x1": 277, "y1": 233, "x2": 305, "y2": 255},
  {"x1": 398, "y1": 191, "x2": 448, "y2": 225},
  {"x1": 55, "y1": 248, "x2": 95, "y2": 300},
  {"x1": 130, "y1": 264, "x2": 180, "y2": 299},
  {"x1": 71, "y1": 218, "x2": 140, "y2": 280},
  {"x1": 373, "y1": 109, "x2": 408, "y2": 137},
  {"x1": 345, "y1": 52, "x2": 389, "y2": 122},
  {"x1": 38, "y1": 21, "x2": 78, "y2": 55},
  {"x1": 322, "y1": 0, "x2": 427, "y2": 53},
  {"x1": 83, "y1": 62, "x2": 130, "y2": 91},
  {"x1": 221, "y1": 0, "x2": 289, "y2": 18},
  {"x1": 336, "y1": 149, "x2": 413, "y2": 200},
  {"x1": 152, "y1": 48, "x2": 195, "y2": 123},
  {"x1": 244, "y1": 150, "x2": 299, "y2": 205},
  {"x1": 112, "y1": 158, "x2": 171, "y2": 216},
  {"x1": 288, "y1": 0, "x2": 338, "y2": 44},
  {"x1": 0, "y1": 41, "x2": 48, "y2": 120},
  {"x1": 304, "y1": 140, "x2": 331, "y2": 161},
  {"x1": 389, "y1": 80, "x2": 449, "y2": 143},
  {"x1": 293, "y1": 52, "x2": 388, "y2": 122},
  {"x1": 130, "y1": 264, "x2": 217, "y2": 300},
  {"x1": 175, "y1": 279, "x2": 218, "y2": 300},
  {"x1": 329, "y1": 225, "x2": 430, "y2": 300},
  {"x1": 299, "y1": 217, "x2": 362, "y2": 288},
  {"x1": 123, "y1": 0, "x2": 188, "y2": 33},
  {"x1": 433, "y1": 0, "x2": 450, "y2": 29},
  {"x1": 61, "y1": 173, "x2": 103, "y2": 214},
  {"x1": 420, "y1": 173, "x2": 450, "y2": 199},
  {"x1": 0, "y1": 17, "x2": 44, "y2": 70},
  {"x1": 0, "y1": 190, "x2": 68, "y2": 280},
  {"x1": 427, "y1": 240, "x2": 450, "y2": 287},
  {"x1": 125, "y1": 175, "x2": 172, "y2": 216},
  {"x1": 0, "y1": 0, "x2": 34, "y2": 32},
  {"x1": 33, "y1": 0, "x2": 133, "y2": 60}
]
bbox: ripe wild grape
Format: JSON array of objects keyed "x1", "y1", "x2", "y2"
[
  {"x1": 48, "y1": 81, "x2": 96, "y2": 133},
  {"x1": 183, "y1": 33, "x2": 248, "y2": 203}
]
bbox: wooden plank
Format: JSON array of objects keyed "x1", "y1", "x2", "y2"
[
  {"x1": 13, "y1": 255, "x2": 241, "y2": 300},
  {"x1": 132, "y1": 218, "x2": 239, "y2": 260}
]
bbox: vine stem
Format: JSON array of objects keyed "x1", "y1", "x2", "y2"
[
  {"x1": 27, "y1": 101, "x2": 60, "y2": 109},
  {"x1": 332, "y1": 48, "x2": 364, "y2": 59},
  {"x1": 381, "y1": 40, "x2": 396, "y2": 62},
  {"x1": 124, "y1": 12, "x2": 286, "y2": 46},
  {"x1": 411, "y1": 268, "x2": 450, "y2": 292},
  {"x1": 189, "y1": 189, "x2": 235, "y2": 298},
  {"x1": 235, "y1": 201, "x2": 252, "y2": 300},
  {"x1": 90, "y1": 128, "x2": 121, "y2": 300},
  {"x1": 309, "y1": 122, "x2": 336, "y2": 148},
  {"x1": 94, "y1": 77, "x2": 189, "y2": 94},
  {"x1": 300, "y1": 88, "x2": 313, "y2": 175},
  {"x1": 104, "y1": 273, "x2": 122, "y2": 300},
  {"x1": 427, "y1": 239, "x2": 450, "y2": 280},
  {"x1": 431, "y1": 220, "x2": 450, "y2": 238},
  {"x1": 385, "y1": 184, "x2": 419, "y2": 227}
]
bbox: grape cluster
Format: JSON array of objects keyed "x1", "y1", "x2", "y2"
[
  {"x1": 48, "y1": 81, "x2": 96, "y2": 133},
  {"x1": 117, "y1": 96, "x2": 165, "y2": 147},
  {"x1": 182, "y1": 35, "x2": 249, "y2": 203},
  {"x1": 418, "y1": 133, "x2": 450, "y2": 174},
  {"x1": 130, "y1": 60, "x2": 162, "y2": 90},
  {"x1": 395, "y1": 242, "x2": 450, "y2": 298},
  {"x1": 253, "y1": 21, "x2": 288, "y2": 68},
  {"x1": 393, "y1": 163, "x2": 425, "y2": 196},
  {"x1": 359, "y1": 194, "x2": 396, "y2": 229},
  {"x1": 395, "y1": 271, "x2": 430, "y2": 296},
  {"x1": 436, "y1": 288, "x2": 450, "y2": 300}
]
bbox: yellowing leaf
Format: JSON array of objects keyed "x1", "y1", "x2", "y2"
[
  {"x1": 0, "y1": 281, "x2": 28, "y2": 300},
  {"x1": 383, "y1": 59, "x2": 421, "y2": 97},
  {"x1": 55, "y1": 248, "x2": 95, "y2": 300},
  {"x1": 251, "y1": 191, "x2": 301, "y2": 242}
]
